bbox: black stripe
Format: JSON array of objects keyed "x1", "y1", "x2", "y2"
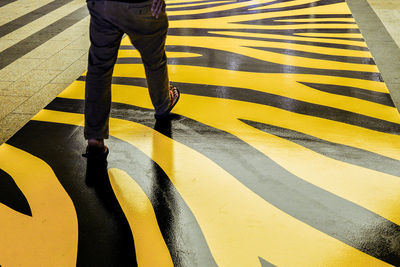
[
  {"x1": 43, "y1": 97, "x2": 400, "y2": 265},
  {"x1": 116, "y1": 58, "x2": 142, "y2": 64},
  {"x1": 167, "y1": 28, "x2": 369, "y2": 52},
  {"x1": 0, "y1": 5, "x2": 89, "y2": 70},
  {"x1": 168, "y1": 0, "x2": 345, "y2": 20},
  {"x1": 167, "y1": 26, "x2": 363, "y2": 36},
  {"x1": 0, "y1": 0, "x2": 75, "y2": 39},
  {"x1": 246, "y1": 21, "x2": 356, "y2": 25},
  {"x1": 248, "y1": 0, "x2": 345, "y2": 13},
  {"x1": 108, "y1": 124, "x2": 219, "y2": 267},
  {"x1": 76, "y1": 76, "x2": 400, "y2": 135},
  {"x1": 118, "y1": 45, "x2": 382, "y2": 82},
  {"x1": 0, "y1": 0, "x2": 17, "y2": 8},
  {"x1": 120, "y1": 45, "x2": 138, "y2": 49},
  {"x1": 0, "y1": 168, "x2": 32, "y2": 216},
  {"x1": 259, "y1": 257, "x2": 276, "y2": 267},
  {"x1": 300, "y1": 82, "x2": 395, "y2": 107},
  {"x1": 7, "y1": 122, "x2": 138, "y2": 267},
  {"x1": 241, "y1": 119, "x2": 400, "y2": 177},
  {"x1": 247, "y1": 45, "x2": 375, "y2": 65},
  {"x1": 213, "y1": 31, "x2": 367, "y2": 51},
  {"x1": 121, "y1": 28, "x2": 366, "y2": 50},
  {"x1": 108, "y1": 103, "x2": 400, "y2": 267},
  {"x1": 292, "y1": 33, "x2": 365, "y2": 42},
  {"x1": 240, "y1": 28, "x2": 362, "y2": 34},
  {"x1": 225, "y1": 27, "x2": 363, "y2": 35},
  {"x1": 167, "y1": 0, "x2": 233, "y2": 6},
  {"x1": 238, "y1": 14, "x2": 355, "y2": 25},
  {"x1": 38, "y1": 98, "x2": 218, "y2": 266},
  {"x1": 167, "y1": 1, "x2": 237, "y2": 11},
  {"x1": 9, "y1": 117, "x2": 217, "y2": 266}
]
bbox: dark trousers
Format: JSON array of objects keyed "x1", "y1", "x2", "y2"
[{"x1": 85, "y1": 0, "x2": 170, "y2": 140}]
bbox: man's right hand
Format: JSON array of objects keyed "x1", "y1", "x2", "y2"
[{"x1": 151, "y1": 0, "x2": 166, "y2": 19}]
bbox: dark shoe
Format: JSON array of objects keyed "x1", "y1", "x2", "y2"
[{"x1": 155, "y1": 85, "x2": 180, "y2": 120}]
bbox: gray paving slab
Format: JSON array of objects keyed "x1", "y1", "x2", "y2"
[{"x1": 347, "y1": 0, "x2": 400, "y2": 111}]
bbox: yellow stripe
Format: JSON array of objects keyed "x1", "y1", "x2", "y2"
[
  {"x1": 0, "y1": 144, "x2": 78, "y2": 266},
  {"x1": 208, "y1": 31, "x2": 368, "y2": 47},
  {"x1": 122, "y1": 32, "x2": 371, "y2": 59},
  {"x1": 230, "y1": 120, "x2": 400, "y2": 225},
  {"x1": 108, "y1": 64, "x2": 398, "y2": 123},
  {"x1": 250, "y1": 0, "x2": 338, "y2": 10},
  {"x1": 164, "y1": 36, "x2": 375, "y2": 72},
  {"x1": 164, "y1": 36, "x2": 373, "y2": 58},
  {"x1": 32, "y1": 110, "x2": 389, "y2": 266},
  {"x1": 277, "y1": 18, "x2": 355, "y2": 22},
  {"x1": 57, "y1": 81, "x2": 400, "y2": 224},
  {"x1": 167, "y1": 0, "x2": 233, "y2": 9},
  {"x1": 108, "y1": 168, "x2": 174, "y2": 267},
  {"x1": 294, "y1": 75, "x2": 388, "y2": 93},
  {"x1": 294, "y1": 32, "x2": 364, "y2": 38},
  {"x1": 168, "y1": 2, "x2": 353, "y2": 30},
  {"x1": 118, "y1": 50, "x2": 202, "y2": 58},
  {"x1": 170, "y1": 20, "x2": 359, "y2": 30},
  {"x1": 167, "y1": 0, "x2": 274, "y2": 15},
  {"x1": 166, "y1": 0, "x2": 211, "y2": 3}
]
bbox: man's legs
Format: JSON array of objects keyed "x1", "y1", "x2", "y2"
[
  {"x1": 84, "y1": 1, "x2": 176, "y2": 151},
  {"x1": 106, "y1": 1, "x2": 170, "y2": 116},
  {"x1": 85, "y1": 1, "x2": 123, "y2": 147},
  {"x1": 130, "y1": 24, "x2": 170, "y2": 116}
]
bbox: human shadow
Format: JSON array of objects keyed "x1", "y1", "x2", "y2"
[
  {"x1": 84, "y1": 155, "x2": 121, "y2": 214},
  {"x1": 82, "y1": 151, "x2": 138, "y2": 266},
  {"x1": 149, "y1": 117, "x2": 181, "y2": 263}
]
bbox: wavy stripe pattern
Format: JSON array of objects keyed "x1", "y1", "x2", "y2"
[{"x1": 1, "y1": 0, "x2": 400, "y2": 266}]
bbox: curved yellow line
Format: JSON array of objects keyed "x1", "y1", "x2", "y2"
[
  {"x1": 277, "y1": 18, "x2": 355, "y2": 22},
  {"x1": 108, "y1": 168, "x2": 174, "y2": 267},
  {"x1": 109, "y1": 64, "x2": 398, "y2": 124},
  {"x1": 123, "y1": 35, "x2": 375, "y2": 71},
  {"x1": 249, "y1": 0, "x2": 335, "y2": 10},
  {"x1": 167, "y1": 0, "x2": 231, "y2": 9},
  {"x1": 172, "y1": 20, "x2": 358, "y2": 30},
  {"x1": 165, "y1": 36, "x2": 376, "y2": 72},
  {"x1": 166, "y1": 0, "x2": 211, "y2": 3},
  {"x1": 208, "y1": 31, "x2": 368, "y2": 48},
  {"x1": 167, "y1": 0, "x2": 274, "y2": 16},
  {"x1": 32, "y1": 110, "x2": 389, "y2": 266},
  {"x1": 294, "y1": 32, "x2": 363, "y2": 39},
  {"x1": 57, "y1": 80, "x2": 400, "y2": 225},
  {"x1": 0, "y1": 143, "x2": 78, "y2": 266},
  {"x1": 168, "y1": 2, "x2": 353, "y2": 30},
  {"x1": 161, "y1": 34, "x2": 372, "y2": 59},
  {"x1": 118, "y1": 50, "x2": 202, "y2": 59},
  {"x1": 59, "y1": 80, "x2": 400, "y2": 160}
]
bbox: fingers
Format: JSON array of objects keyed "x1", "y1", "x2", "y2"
[
  {"x1": 151, "y1": 0, "x2": 158, "y2": 15},
  {"x1": 151, "y1": 0, "x2": 160, "y2": 17},
  {"x1": 151, "y1": 0, "x2": 165, "y2": 18},
  {"x1": 154, "y1": 1, "x2": 162, "y2": 18},
  {"x1": 155, "y1": 2, "x2": 163, "y2": 18}
]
